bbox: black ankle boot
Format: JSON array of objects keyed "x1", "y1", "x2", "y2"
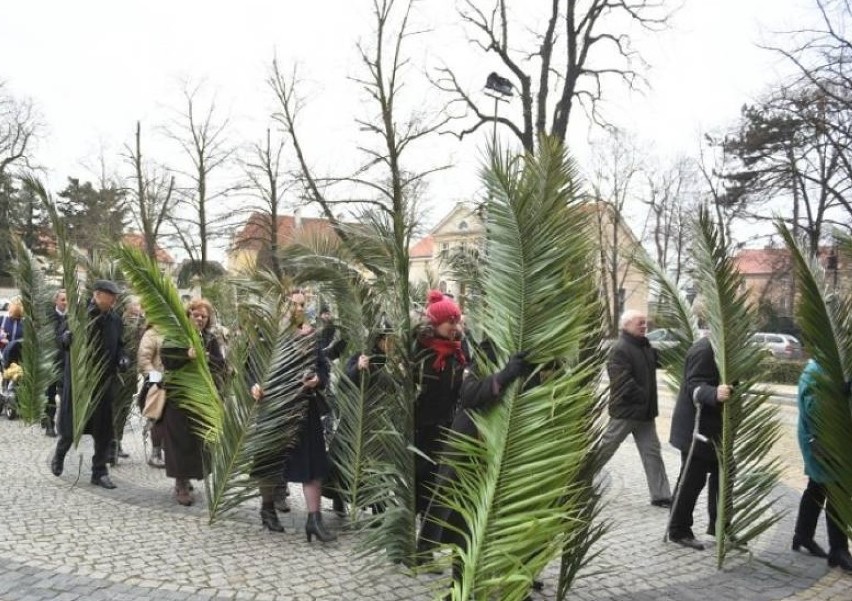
[
  {"x1": 260, "y1": 508, "x2": 284, "y2": 532},
  {"x1": 306, "y1": 511, "x2": 336, "y2": 542},
  {"x1": 792, "y1": 535, "x2": 828, "y2": 558},
  {"x1": 332, "y1": 495, "x2": 346, "y2": 518},
  {"x1": 828, "y1": 548, "x2": 852, "y2": 572}
]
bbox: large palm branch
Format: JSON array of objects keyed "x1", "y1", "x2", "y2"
[
  {"x1": 11, "y1": 239, "x2": 56, "y2": 424},
  {"x1": 113, "y1": 244, "x2": 222, "y2": 442},
  {"x1": 690, "y1": 209, "x2": 783, "y2": 568},
  {"x1": 637, "y1": 255, "x2": 700, "y2": 395},
  {"x1": 779, "y1": 223, "x2": 852, "y2": 536},
  {"x1": 281, "y1": 227, "x2": 409, "y2": 532},
  {"x1": 23, "y1": 175, "x2": 106, "y2": 446},
  {"x1": 204, "y1": 284, "x2": 315, "y2": 523},
  {"x1": 433, "y1": 138, "x2": 606, "y2": 600}
]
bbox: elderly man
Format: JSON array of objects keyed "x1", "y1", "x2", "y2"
[
  {"x1": 667, "y1": 335, "x2": 732, "y2": 550},
  {"x1": 599, "y1": 310, "x2": 672, "y2": 508},
  {"x1": 50, "y1": 280, "x2": 127, "y2": 489}
]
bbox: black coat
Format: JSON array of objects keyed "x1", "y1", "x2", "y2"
[
  {"x1": 57, "y1": 303, "x2": 126, "y2": 440},
  {"x1": 420, "y1": 368, "x2": 504, "y2": 546},
  {"x1": 669, "y1": 337, "x2": 723, "y2": 461},
  {"x1": 606, "y1": 332, "x2": 659, "y2": 421},
  {"x1": 49, "y1": 309, "x2": 68, "y2": 383}
]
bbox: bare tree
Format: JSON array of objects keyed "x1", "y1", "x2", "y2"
[
  {"x1": 239, "y1": 128, "x2": 294, "y2": 278},
  {"x1": 588, "y1": 128, "x2": 645, "y2": 335},
  {"x1": 640, "y1": 156, "x2": 698, "y2": 284},
  {"x1": 165, "y1": 82, "x2": 235, "y2": 279},
  {"x1": 123, "y1": 121, "x2": 175, "y2": 257},
  {"x1": 432, "y1": 0, "x2": 671, "y2": 152},
  {"x1": 0, "y1": 81, "x2": 40, "y2": 178}
]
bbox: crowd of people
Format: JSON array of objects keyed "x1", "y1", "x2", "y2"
[{"x1": 2, "y1": 279, "x2": 845, "y2": 581}]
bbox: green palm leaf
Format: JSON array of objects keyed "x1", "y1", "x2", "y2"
[
  {"x1": 778, "y1": 223, "x2": 852, "y2": 535},
  {"x1": 280, "y1": 204, "x2": 423, "y2": 564},
  {"x1": 434, "y1": 137, "x2": 606, "y2": 600},
  {"x1": 113, "y1": 244, "x2": 222, "y2": 442},
  {"x1": 11, "y1": 239, "x2": 57, "y2": 424},
  {"x1": 690, "y1": 209, "x2": 783, "y2": 568},
  {"x1": 204, "y1": 289, "x2": 315, "y2": 522},
  {"x1": 636, "y1": 256, "x2": 700, "y2": 395},
  {"x1": 23, "y1": 175, "x2": 107, "y2": 446}
]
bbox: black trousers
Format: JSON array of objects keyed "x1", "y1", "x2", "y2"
[
  {"x1": 45, "y1": 382, "x2": 60, "y2": 421},
  {"x1": 794, "y1": 478, "x2": 849, "y2": 553},
  {"x1": 54, "y1": 431, "x2": 111, "y2": 478},
  {"x1": 669, "y1": 452, "x2": 718, "y2": 539}
]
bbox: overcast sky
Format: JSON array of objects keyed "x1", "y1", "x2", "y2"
[{"x1": 0, "y1": 0, "x2": 817, "y2": 259}]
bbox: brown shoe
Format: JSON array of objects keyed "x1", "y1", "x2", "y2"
[{"x1": 175, "y1": 480, "x2": 194, "y2": 506}]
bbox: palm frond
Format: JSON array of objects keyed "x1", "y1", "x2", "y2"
[
  {"x1": 433, "y1": 137, "x2": 606, "y2": 600},
  {"x1": 204, "y1": 290, "x2": 314, "y2": 522},
  {"x1": 636, "y1": 256, "x2": 700, "y2": 395},
  {"x1": 778, "y1": 223, "x2": 852, "y2": 535},
  {"x1": 23, "y1": 175, "x2": 107, "y2": 446},
  {"x1": 113, "y1": 244, "x2": 223, "y2": 441},
  {"x1": 280, "y1": 229, "x2": 415, "y2": 551},
  {"x1": 11, "y1": 239, "x2": 56, "y2": 424},
  {"x1": 690, "y1": 209, "x2": 783, "y2": 568}
]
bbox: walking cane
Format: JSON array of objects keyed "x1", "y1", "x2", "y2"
[{"x1": 664, "y1": 392, "x2": 706, "y2": 542}]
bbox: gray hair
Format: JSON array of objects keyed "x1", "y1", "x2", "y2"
[{"x1": 619, "y1": 309, "x2": 646, "y2": 330}]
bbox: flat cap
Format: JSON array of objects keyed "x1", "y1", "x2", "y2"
[{"x1": 92, "y1": 279, "x2": 120, "y2": 295}]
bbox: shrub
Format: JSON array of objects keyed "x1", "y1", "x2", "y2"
[{"x1": 763, "y1": 358, "x2": 807, "y2": 385}]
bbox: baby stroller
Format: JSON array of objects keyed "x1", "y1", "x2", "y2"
[{"x1": 0, "y1": 338, "x2": 23, "y2": 420}]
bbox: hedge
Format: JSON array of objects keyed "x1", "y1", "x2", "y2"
[{"x1": 762, "y1": 358, "x2": 808, "y2": 385}]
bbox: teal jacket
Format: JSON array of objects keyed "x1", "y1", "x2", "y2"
[{"x1": 796, "y1": 359, "x2": 828, "y2": 482}]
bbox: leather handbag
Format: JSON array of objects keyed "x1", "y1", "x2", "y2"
[{"x1": 142, "y1": 384, "x2": 166, "y2": 421}]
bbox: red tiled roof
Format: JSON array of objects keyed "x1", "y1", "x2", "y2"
[
  {"x1": 232, "y1": 213, "x2": 340, "y2": 252},
  {"x1": 734, "y1": 246, "x2": 841, "y2": 275},
  {"x1": 410, "y1": 235, "x2": 434, "y2": 258},
  {"x1": 734, "y1": 248, "x2": 792, "y2": 275},
  {"x1": 122, "y1": 233, "x2": 174, "y2": 264}
]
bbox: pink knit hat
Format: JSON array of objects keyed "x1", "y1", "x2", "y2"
[{"x1": 425, "y1": 290, "x2": 461, "y2": 326}]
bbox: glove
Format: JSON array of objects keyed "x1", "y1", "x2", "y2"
[
  {"x1": 60, "y1": 330, "x2": 73, "y2": 349},
  {"x1": 495, "y1": 351, "x2": 531, "y2": 388}
]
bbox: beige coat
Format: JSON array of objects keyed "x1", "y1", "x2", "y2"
[{"x1": 137, "y1": 328, "x2": 164, "y2": 377}]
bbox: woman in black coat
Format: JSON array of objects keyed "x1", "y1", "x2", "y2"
[
  {"x1": 250, "y1": 323, "x2": 336, "y2": 543},
  {"x1": 160, "y1": 298, "x2": 226, "y2": 506},
  {"x1": 412, "y1": 291, "x2": 467, "y2": 514}
]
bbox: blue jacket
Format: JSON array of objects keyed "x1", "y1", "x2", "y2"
[{"x1": 796, "y1": 359, "x2": 828, "y2": 482}]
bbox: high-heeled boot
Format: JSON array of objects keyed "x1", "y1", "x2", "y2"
[
  {"x1": 305, "y1": 511, "x2": 336, "y2": 542},
  {"x1": 260, "y1": 507, "x2": 284, "y2": 532}
]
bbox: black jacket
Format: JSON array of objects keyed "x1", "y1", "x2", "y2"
[
  {"x1": 669, "y1": 337, "x2": 723, "y2": 460},
  {"x1": 606, "y1": 331, "x2": 659, "y2": 421},
  {"x1": 57, "y1": 303, "x2": 126, "y2": 439}
]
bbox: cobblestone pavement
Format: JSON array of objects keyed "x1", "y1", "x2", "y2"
[{"x1": 0, "y1": 384, "x2": 849, "y2": 600}]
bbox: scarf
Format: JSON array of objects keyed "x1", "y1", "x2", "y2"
[{"x1": 424, "y1": 336, "x2": 467, "y2": 372}]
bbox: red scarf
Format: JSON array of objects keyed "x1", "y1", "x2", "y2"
[{"x1": 425, "y1": 337, "x2": 467, "y2": 372}]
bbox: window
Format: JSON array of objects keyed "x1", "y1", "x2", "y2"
[{"x1": 458, "y1": 220, "x2": 469, "y2": 231}]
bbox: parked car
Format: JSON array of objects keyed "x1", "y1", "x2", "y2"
[
  {"x1": 646, "y1": 328, "x2": 679, "y2": 350},
  {"x1": 750, "y1": 332, "x2": 804, "y2": 360}
]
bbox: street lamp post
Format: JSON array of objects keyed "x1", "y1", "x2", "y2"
[{"x1": 484, "y1": 72, "x2": 514, "y2": 147}]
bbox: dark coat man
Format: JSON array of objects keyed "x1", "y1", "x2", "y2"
[
  {"x1": 50, "y1": 280, "x2": 127, "y2": 489},
  {"x1": 667, "y1": 336, "x2": 731, "y2": 550},
  {"x1": 44, "y1": 289, "x2": 68, "y2": 437},
  {"x1": 598, "y1": 310, "x2": 672, "y2": 506}
]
